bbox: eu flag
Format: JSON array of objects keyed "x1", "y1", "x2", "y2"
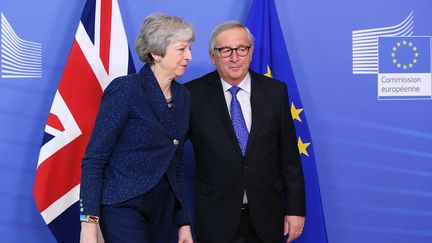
[
  {"x1": 379, "y1": 36, "x2": 431, "y2": 73},
  {"x1": 245, "y1": 0, "x2": 328, "y2": 242}
]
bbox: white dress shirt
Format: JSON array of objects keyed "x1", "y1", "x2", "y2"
[
  {"x1": 221, "y1": 73, "x2": 252, "y2": 132},
  {"x1": 221, "y1": 73, "x2": 252, "y2": 204}
]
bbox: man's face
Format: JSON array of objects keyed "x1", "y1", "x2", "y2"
[{"x1": 210, "y1": 28, "x2": 253, "y2": 86}]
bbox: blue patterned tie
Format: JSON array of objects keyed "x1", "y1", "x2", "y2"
[{"x1": 229, "y1": 86, "x2": 249, "y2": 156}]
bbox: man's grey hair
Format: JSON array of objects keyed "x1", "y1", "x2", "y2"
[
  {"x1": 135, "y1": 13, "x2": 195, "y2": 64},
  {"x1": 208, "y1": 20, "x2": 254, "y2": 52}
]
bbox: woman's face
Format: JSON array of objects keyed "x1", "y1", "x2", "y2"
[{"x1": 158, "y1": 41, "x2": 192, "y2": 78}]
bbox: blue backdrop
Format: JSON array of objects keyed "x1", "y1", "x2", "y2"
[{"x1": 0, "y1": 0, "x2": 431, "y2": 242}]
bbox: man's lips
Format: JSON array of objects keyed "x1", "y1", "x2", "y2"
[{"x1": 229, "y1": 66, "x2": 241, "y2": 70}]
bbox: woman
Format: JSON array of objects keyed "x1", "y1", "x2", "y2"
[{"x1": 79, "y1": 14, "x2": 194, "y2": 243}]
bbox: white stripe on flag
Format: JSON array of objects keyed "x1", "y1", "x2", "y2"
[
  {"x1": 108, "y1": 0, "x2": 130, "y2": 80},
  {"x1": 75, "y1": 22, "x2": 110, "y2": 90},
  {"x1": 40, "y1": 184, "x2": 80, "y2": 224},
  {"x1": 37, "y1": 91, "x2": 82, "y2": 168}
]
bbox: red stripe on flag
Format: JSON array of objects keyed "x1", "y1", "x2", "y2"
[
  {"x1": 34, "y1": 135, "x2": 87, "y2": 212},
  {"x1": 100, "y1": 0, "x2": 112, "y2": 73},
  {"x1": 47, "y1": 113, "x2": 65, "y2": 132},
  {"x1": 58, "y1": 42, "x2": 103, "y2": 131},
  {"x1": 34, "y1": 40, "x2": 103, "y2": 211}
]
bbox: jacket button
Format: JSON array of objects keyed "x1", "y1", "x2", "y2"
[{"x1": 173, "y1": 139, "x2": 179, "y2": 145}]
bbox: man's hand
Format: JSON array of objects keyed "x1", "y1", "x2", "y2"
[
  {"x1": 178, "y1": 225, "x2": 193, "y2": 243},
  {"x1": 284, "y1": 215, "x2": 305, "y2": 243}
]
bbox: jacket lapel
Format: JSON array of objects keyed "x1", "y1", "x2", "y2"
[
  {"x1": 244, "y1": 71, "x2": 265, "y2": 157},
  {"x1": 168, "y1": 81, "x2": 186, "y2": 137},
  {"x1": 139, "y1": 65, "x2": 175, "y2": 137},
  {"x1": 204, "y1": 71, "x2": 243, "y2": 155}
]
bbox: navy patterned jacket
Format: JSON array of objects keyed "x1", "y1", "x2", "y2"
[{"x1": 80, "y1": 64, "x2": 191, "y2": 225}]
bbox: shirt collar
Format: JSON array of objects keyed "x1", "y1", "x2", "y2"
[{"x1": 221, "y1": 73, "x2": 251, "y2": 94}]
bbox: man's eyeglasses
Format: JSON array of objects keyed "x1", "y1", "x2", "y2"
[{"x1": 213, "y1": 45, "x2": 251, "y2": 58}]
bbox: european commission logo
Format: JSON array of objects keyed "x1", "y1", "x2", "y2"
[
  {"x1": 352, "y1": 12, "x2": 432, "y2": 100},
  {"x1": 1, "y1": 13, "x2": 42, "y2": 78}
]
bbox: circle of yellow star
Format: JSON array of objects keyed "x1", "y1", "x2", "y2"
[{"x1": 392, "y1": 39, "x2": 418, "y2": 69}]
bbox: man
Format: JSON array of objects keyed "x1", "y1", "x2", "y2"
[{"x1": 186, "y1": 21, "x2": 305, "y2": 243}]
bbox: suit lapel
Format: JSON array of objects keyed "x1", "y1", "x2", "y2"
[
  {"x1": 169, "y1": 81, "x2": 185, "y2": 137},
  {"x1": 245, "y1": 72, "x2": 266, "y2": 157},
  {"x1": 204, "y1": 71, "x2": 243, "y2": 155},
  {"x1": 139, "y1": 65, "x2": 175, "y2": 137}
]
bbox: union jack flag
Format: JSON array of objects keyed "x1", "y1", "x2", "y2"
[{"x1": 33, "y1": 0, "x2": 135, "y2": 241}]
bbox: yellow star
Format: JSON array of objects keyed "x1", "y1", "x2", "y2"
[
  {"x1": 403, "y1": 65, "x2": 407, "y2": 69},
  {"x1": 397, "y1": 42, "x2": 401, "y2": 46},
  {"x1": 393, "y1": 47, "x2": 397, "y2": 51},
  {"x1": 265, "y1": 65, "x2": 273, "y2": 78},
  {"x1": 413, "y1": 46, "x2": 417, "y2": 51},
  {"x1": 392, "y1": 59, "x2": 397, "y2": 63},
  {"x1": 409, "y1": 42, "x2": 413, "y2": 46},
  {"x1": 403, "y1": 40, "x2": 407, "y2": 45},
  {"x1": 298, "y1": 137, "x2": 311, "y2": 157},
  {"x1": 409, "y1": 63, "x2": 413, "y2": 68},
  {"x1": 291, "y1": 102, "x2": 303, "y2": 122},
  {"x1": 397, "y1": 63, "x2": 401, "y2": 68},
  {"x1": 415, "y1": 52, "x2": 419, "y2": 57},
  {"x1": 391, "y1": 52, "x2": 395, "y2": 57},
  {"x1": 413, "y1": 59, "x2": 417, "y2": 63}
]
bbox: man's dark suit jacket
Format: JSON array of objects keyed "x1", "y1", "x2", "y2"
[
  {"x1": 80, "y1": 64, "x2": 191, "y2": 225},
  {"x1": 186, "y1": 70, "x2": 305, "y2": 242}
]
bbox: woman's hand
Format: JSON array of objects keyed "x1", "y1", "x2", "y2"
[
  {"x1": 178, "y1": 225, "x2": 193, "y2": 243},
  {"x1": 80, "y1": 222, "x2": 98, "y2": 243}
]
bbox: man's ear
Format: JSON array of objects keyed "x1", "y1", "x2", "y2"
[{"x1": 209, "y1": 51, "x2": 216, "y2": 65}]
